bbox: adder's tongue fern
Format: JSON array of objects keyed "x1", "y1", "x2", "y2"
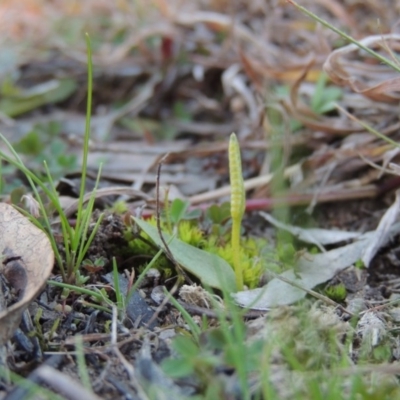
[{"x1": 229, "y1": 133, "x2": 245, "y2": 291}]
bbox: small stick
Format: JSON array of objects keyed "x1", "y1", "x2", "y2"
[
  {"x1": 271, "y1": 271, "x2": 354, "y2": 317},
  {"x1": 34, "y1": 365, "x2": 102, "y2": 400},
  {"x1": 155, "y1": 154, "x2": 191, "y2": 283}
]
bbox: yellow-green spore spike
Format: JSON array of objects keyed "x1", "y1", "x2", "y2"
[
  {"x1": 229, "y1": 133, "x2": 245, "y2": 290},
  {"x1": 229, "y1": 133, "x2": 245, "y2": 219}
]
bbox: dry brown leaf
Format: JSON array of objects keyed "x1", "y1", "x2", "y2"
[
  {"x1": 0, "y1": 203, "x2": 54, "y2": 345},
  {"x1": 324, "y1": 34, "x2": 400, "y2": 103},
  {"x1": 362, "y1": 189, "x2": 400, "y2": 267},
  {"x1": 285, "y1": 62, "x2": 364, "y2": 135}
]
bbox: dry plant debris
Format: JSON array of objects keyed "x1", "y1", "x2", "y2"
[{"x1": 0, "y1": 203, "x2": 54, "y2": 345}]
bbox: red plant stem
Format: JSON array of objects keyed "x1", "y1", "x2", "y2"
[{"x1": 137, "y1": 184, "x2": 379, "y2": 219}]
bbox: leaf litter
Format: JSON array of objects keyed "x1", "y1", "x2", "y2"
[
  {"x1": 2, "y1": 0, "x2": 400, "y2": 398},
  {"x1": 0, "y1": 203, "x2": 53, "y2": 346}
]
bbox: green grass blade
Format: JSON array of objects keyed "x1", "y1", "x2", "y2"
[
  {"x1": 73, "y1": 33, "x2": 93, "y2": 251},
  {"x1": 288, "y1": 0, "x2": 400, "y2": 73},
  {"x1": 75, "y1": 335, "x2": 92, "y2": 392}
]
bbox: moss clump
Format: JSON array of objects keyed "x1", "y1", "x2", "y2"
[
  {"x1": 123, "y1": 215, "x2": 289, "y2": 289},
  {"x1": 206, "y1": 240, "x2": 264, "y2": 288},
  {"x1": 324, "y1": 283, "x2": 347, "y2": 302}
]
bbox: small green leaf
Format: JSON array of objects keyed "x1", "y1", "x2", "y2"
[
  {"x1": 311, "y1": 72, "x2": 342, "y2": 114},
  {"x1": 161, "y1": 358, "x2": 194, "y2": 378},
  {"x1": 206, "y1": 202, "x2": 231, "y2": 224},
  {"x1": 0, "y1": 78, "x2": 77, "y2": 117},
  {"x1": 169, "y1": 198, "x2": 190, "y2": 224},
  {"x1": 133, "y1": 217, "x2": 237, "y2": 291},
  {"x1": 14, "y1": 131, "x2": 42, "y2": 156},
  {"x1": 173, "y1": 100, "x2": 191, "y2": 121},
  {"x1": 185, "y1": 208, "x2": 202, "y2": 220},
  {"x1": 172, "y1": 336, "x2": 199, "y2": 357}
]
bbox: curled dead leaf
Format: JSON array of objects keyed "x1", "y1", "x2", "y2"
[
  {"x1": 0, "y1": 203, "x2": 54, "y2": 345},
  {"x1": 324, "y1": 34, "x2": 400, "y2": 103}
]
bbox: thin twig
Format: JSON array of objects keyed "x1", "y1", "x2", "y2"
[
  {"x1": 155, "y1": 154, "x2": 175, "y2": 262},
  {"x1": 155, "y1": 154, "x2": 191, "y2": 283},
  {"x1": 145, "y1": 278, "x2": 181, "y2": 328},
  {"x1": 111, "y1": 306, "x2": 135, "y2": 381},
  {"x1": 271, "y1": 271, "x2": 354, "y2": 317},
  {"x1": 34, "y1": 365, "x2": 102, "y2": 400}
]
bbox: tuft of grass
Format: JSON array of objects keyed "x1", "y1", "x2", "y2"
[
  {"x1": 48, "y1": 247, "x2": 165, "y2": 322},
  {"x1": 0, "y1": 35, "x2": 102, "y2": 284}
]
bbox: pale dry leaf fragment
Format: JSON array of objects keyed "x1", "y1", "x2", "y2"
[
  {"x1": 21, "y1": 194, "x2": 40, "y2": 218},
  {"x1": 179, "y1": 284, "x2": 223, "y2": 309},
  {"x1": 0, "y1": 203, "x2": 54, "y2": 345},
  {"x1": 324, "y1": 34, "x2": 400, "y2": 103},
  {"x1": 356, "y1": 311, "x2": 387, "y2": 348},
  {"x1": 260, "y1": 211, "x2": 360, "y2": 251},
  {"x1": 388, "y1": 162, "x2": 400, "y2": 176},
  {"x1": 380, "y1": 148, "x2": 400, "y2": 178},
  {"x1": 222, "y1": 64, "x2": 259, "y2": 123},
  {"x1": 362, "y1": 189, "x2": 400, "y2": 267},
  {"x1": 233, "y1": 223, "x2": 400, "y2": 310},
  {"x1": 34, "y1": 365, "x2": 102, "y2": 400}
]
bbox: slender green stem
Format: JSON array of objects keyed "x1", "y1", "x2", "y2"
[
  {"x1": 78, "y1": 301, "x2": 111, "y2": 313},
  {"x1": 75, "y1": 215, "x2": 104, "y2": 275},
  {"x1": 337, "y1": 103, "x2": 400, "y2": 148},
  {"x1": 208, "y1": 290, "x2": 250, "y2": 398},
  {"x1": 73, "y1": 165, "x2": 104, "y2": 277},
  {"x1": 288, "y1": 0, "x2": 400, "y2": 73},
  {"x1": 164, "y1": 289, "x2": 202, "y2": 340},
  {"x1": 163, "y1": 189, "x2": 173, "y2": 234},
  {"x1": 125, "y1": 247, "x2": 164, "y2": 305},
  {"x1": 73, "y1": 33, "x2": 93, "y2": 251},
  {"x1": 231, "y1": 217, "x2": 243, "y2": 290},
  {"x1": 48, "y1": 280, "x2": 105, "y2": 303},
  {"x1": 112, "y1": 257, "x2": 125, "y2": 319},
  {"x1": 12, "y1": 203, "x2": 65, "y2": 279},
  {"x1": 75, "y1": 335, "x2": 92, "y2": 392}
]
